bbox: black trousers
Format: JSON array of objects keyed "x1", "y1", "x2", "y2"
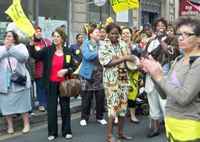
[
  {"x1": 81, "y1": 89, "x2": 105, "y2": 121},
  {"x1": 47, "y1": 81, "x2": 71, "y2": 137}
]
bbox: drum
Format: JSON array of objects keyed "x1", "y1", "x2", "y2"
[{"x1": 125, "y1": 55, "x2": 140, "y2": 71}]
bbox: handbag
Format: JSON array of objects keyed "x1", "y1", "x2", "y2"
[
  {"x1": 8, "y1": 57, "x2": 27, "y2": 86},
  {"x1": 59, "y1": 78, "x2": 81, "y2": 97},
  {"x1": 10, "y1": 71, "x2": 27, "y2": 86}
]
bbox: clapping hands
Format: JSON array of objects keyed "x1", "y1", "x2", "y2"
[{"x1": 141, "y1": 55, "x2": 163, "y2": 81}]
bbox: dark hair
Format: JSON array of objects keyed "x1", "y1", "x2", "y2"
[
  {"x1": 76, "y1": 33, "x2": 83, "y2": 40},
  {"x1": 105, "y1": 23, "x2": 122, "y2": 34},
  {"x1": 122, "y1": 27, "x2": 133, "y2": 34},
  {"x1": 122, "y1": 27, "x2": 133, "y2": 41},
  {"x1": 87, "y1": 24, "x2": 98, "y2": 40},
  {"x1": 34, "y1": 25, "x2": 42, "y2": 31},
  {"x1": 53, "y1": 27, "x2": 67, "y2": 43},
  {"x1": 153, "y1": 17, "x2": 168, "y2": 32},
  {"x1": 4, "y1": 31, "x2": 19, "y2": 44},
  {"x1": 176, "y1": 17, "x2": 200, "y2": 36},
  {"x1": 167, "y1": 24, "x2": 176, "y2": 34}
]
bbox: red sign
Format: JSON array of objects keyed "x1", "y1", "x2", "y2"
[{"x1": 180, "y1": 0, "x2": 200, "y2": 16}]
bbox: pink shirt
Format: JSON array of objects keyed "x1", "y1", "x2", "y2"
[{"x1": 50, "y1": 54, "x2": 65, "y2": 82}]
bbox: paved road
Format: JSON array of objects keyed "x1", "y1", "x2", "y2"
[{"x1": 0, "y1": 113, "x2": 167, "y2": 142}]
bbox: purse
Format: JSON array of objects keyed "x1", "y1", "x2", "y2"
[
  {"x1": 59, "y1": 78, "x2": 81, "y2": 97},
  {"x1": 10, "y1": 71, "x2": 27, "y2": 86},
  {"x1": 8, "y1": 57, "x2": 27, "y2": 86}
]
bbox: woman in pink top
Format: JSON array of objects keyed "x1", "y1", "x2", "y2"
[{"x1": 29, "y1": 28, "x2": 75, "y2": 141}]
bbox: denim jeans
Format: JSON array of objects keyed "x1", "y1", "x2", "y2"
[{"x1": 35, "y1": 78, "x2": 47, "y2": 108}]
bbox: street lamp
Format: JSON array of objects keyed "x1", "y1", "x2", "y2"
[{"x1": 94, "y1": 0, "x2": 107, "y2": 6}]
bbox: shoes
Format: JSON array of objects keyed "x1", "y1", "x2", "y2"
[
  {"x1": 48, "y1": 136, "x2": 56, "y2": 141},
  {"x1": 22, "y1": 125, "x2": 30, "y2": 133},
  {"x1": 30, "y1": 112, "x2": 36, "y2": 116},
  {"x1": 107, "y1": 136, "x2": 116, "y2": 142},
  {"x1": 7, "y1": 127, "x2": 14, "y2": 134},
  {"x1": 118, "y1": 134, "x2": 133, "y2": 140},
  {"x1": 80, "y1": 119, "x2": 87, "y2": 126},
  {"x1": 65, "y1": 134, "x2": 73, "y2": 140},
  {"x1": 114, "y1": 117, "x2": 118, "y2": 125},
  {"x1": 97, "y1": 119, "x2": 107, "y2": 125},
  {"x1": 130, "y1": 118, "x2": 140, "y2": 124},
  {"x1": 147, "y1": 129, "x2": 160, "y2": 138},
  {"x1": 38, "y1": 106, "x2": 46, "y2": 112}
]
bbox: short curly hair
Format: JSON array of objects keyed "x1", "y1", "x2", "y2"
[
  {"x1": 105, "y1": 23, "x2": 122, "y2": 34},
  {"x1": 176, "y1": 16, "x2": 200, "y2": 36},
  {"x1": 153, "y1": 17, "x2": 168, "y2": 32}
]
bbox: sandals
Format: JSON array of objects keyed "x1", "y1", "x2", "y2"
[
  {"x1": 118, "y1": 134, "x2": 133, "y2": 140},
  {"x1": 107, "y1": 135, "x2": 116, "y2": 142}
]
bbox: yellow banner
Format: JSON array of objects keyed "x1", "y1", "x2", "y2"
[
  {"x1": 110, "y1": 0, "x2": 139, "y2": 13},
  {"x1": 5, "y1": 0, "x2": 34, "y2": 37}
]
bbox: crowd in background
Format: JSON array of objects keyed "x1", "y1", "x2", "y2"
[{"x1": 0, "y1": 16, "x2": 200, "y2": 142}]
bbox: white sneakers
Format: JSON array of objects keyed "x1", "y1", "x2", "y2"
[
  {"x1": 65, "y1": 134, "x2": 73, "y2": 139},
  {"x1": 80, "y1": 119, "x2": 87, "y2": 126},
  {"x1": 97, "y1": 119, "x2": 107, "y2": 125},
  {"x1": 22, "y1": 125, "x2": 30, "y2": 133},
  {"x1": 7, "y1": 127, "x2": 14, "y2": 134},
  {"x1": 80, "y1": 119, "x2": 107, "y2": 126},
  {"x1": 48, "y1": 134, "x2": 72, "y2": 141},
  {"x1": 48, "y1": 136, "x2": 55, "y2": 141}
]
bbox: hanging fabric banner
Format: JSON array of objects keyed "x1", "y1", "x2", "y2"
[
  {"x1": 110, "y1": 0, "x2": 139, "y2": 13},
  {"x1": 5, "y1": 0, "x2": 35, "y2": 37}
]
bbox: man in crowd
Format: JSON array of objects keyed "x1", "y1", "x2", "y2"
[{"x1": 32, "y1": 26, "x2": 51, "y2": 112}]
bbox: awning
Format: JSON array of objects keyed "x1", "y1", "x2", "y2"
[{"x1": 180, "y1": 0, "x2": 200, "y2": 16}]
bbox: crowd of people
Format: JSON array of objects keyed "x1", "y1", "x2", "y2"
[{"x1": 0, "y1": 16, "x2": 200, "y2": 142}]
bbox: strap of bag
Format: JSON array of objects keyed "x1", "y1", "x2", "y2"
[{"x1": 7, "y1": 57, "x2": 13, "y2": 73}]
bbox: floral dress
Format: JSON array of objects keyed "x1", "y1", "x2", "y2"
[{"x1": 99, "y1": 39, "x2": 130, "y2": 117}]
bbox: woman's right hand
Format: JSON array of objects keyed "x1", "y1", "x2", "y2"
[
  {"x1": 57, "y1": 69, "x2": 68, "y2": 77},
  {"x1": 141, "y1": 56, "x2": 163, "y2": 81}
]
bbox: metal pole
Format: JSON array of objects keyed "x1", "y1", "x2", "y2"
[
  {"x1": 128, "y1": 9, "x2": 133, "y2": 27},
  {"x1": 35, "y1": 0, "x2": 39, "y2": 25},
  {"x1": 100, "y1": 7, "x2": 102, "y2": 23},
  {"x1": 67, "y1": 0, "x2": 72, "y2": 43}
]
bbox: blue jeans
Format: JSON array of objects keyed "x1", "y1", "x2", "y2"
[{"x1": 35, "y1": 79, "x2": 47, "y2": 108}]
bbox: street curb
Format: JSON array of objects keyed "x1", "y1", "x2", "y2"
[{"x1": 0, "y1": 99, "x2": 81, "y2": 134}]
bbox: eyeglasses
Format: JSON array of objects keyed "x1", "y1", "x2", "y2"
[{"x1": 175, "y1": 32, "x2": 196, "y2": 39}]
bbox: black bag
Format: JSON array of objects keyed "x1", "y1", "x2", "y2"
[
  {"x1": 11, "y1": 72, "x2": 27, "y2": 86},
  {"x1": 8, "y1": 57, "x2": 27, "y2": 86}
]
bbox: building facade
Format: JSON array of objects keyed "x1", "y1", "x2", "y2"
[
  {"x1": 0, "y1": 0, "x2": 180, "y2": 43},
  {"x1": 140, "y1": 0, "x2": 161, "y2": 26}
]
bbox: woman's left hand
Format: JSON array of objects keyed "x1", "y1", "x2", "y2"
[
  {"x1": 141, "y1": 56, "x2": 163, "y2": 81},
  {"x1": 57, "y1": 69, "x2": 68, "y2": 77}
]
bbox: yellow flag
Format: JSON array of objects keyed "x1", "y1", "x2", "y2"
[
  {"x1": 5, "y1": 0, "x2": 35, "y2": 37},
  {"x1": 110, "y1": 0, "x2": 139, "y2": 13}
]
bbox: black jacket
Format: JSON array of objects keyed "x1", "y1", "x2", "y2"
[{"x1": 29, "y1": 43, "x2": 76, "y2": 89}]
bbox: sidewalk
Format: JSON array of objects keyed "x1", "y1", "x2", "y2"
[{"x1": 0, "y1": 98, "x2": 81, "y2": 134}]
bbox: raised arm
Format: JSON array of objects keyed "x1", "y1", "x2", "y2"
[
  {"x1": 81, "y1": 41, "x2": 97, "y2": 61},
  {"x1": 156, "y1": 60, "x2": 200, "y2": 106},
  {"x1": 8, "y1": 43, "x2": 29, "y2": 62}
]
